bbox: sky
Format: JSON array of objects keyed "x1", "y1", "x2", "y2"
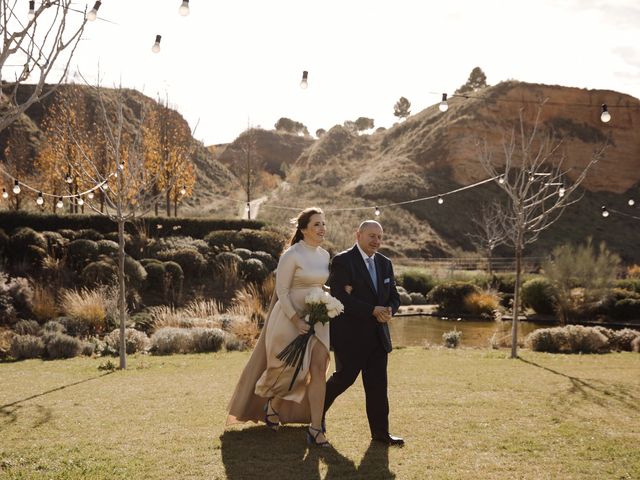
[{"x1": 59, "y1": 0, "x2": 640, "y2": 145}]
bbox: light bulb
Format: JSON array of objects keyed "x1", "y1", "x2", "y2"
[
  {"x1": 1, "y1": 188, "x2": 7, "y2": 199},
  {"x1": 559, "y1": 187, "x2": 566, "y2": 197},
  {"x1": 87, "y1": 1, "x2": 101, "y2": 21},
  {"x1": 152, "y1": 34, "x2": 162, "y2": 53},
  {"x1": 498, "y1": 175, "x2": 505, "y2": 184},
  {"x1": 600, "y1": 104, "x2": 611, "y2": 123},
  {"x1": 77, "y1": 197, "x2": 85, "y2": 206},
  {"x1": 102, "y1": 182, "x2": 109, "y2": 191},
  {"x1": 65, "y1": 173, "x2": 73, "y2": 183},
  {"x1": 13, "y1": 180, "x2": 21, "y2": 194},
  {"x1": 88, "y1": 191, "x2": 95, "y2": 199},
  {"x1": 245, "y1": 203, "x2": 250, "y2": 212},
  {"x1": 180, "y1": 185, "x2": 187, "y2": 195},
  {"x1": 179, "y1": 0, "x2": 190, "y2": 16},
  {"x1": 374, "y1": 206, "x2": 381, "y2": 216},
  {"x1": 437, "y1": 196, "x2": 444, "y2": 205},
  {"x1": 629, "y1": 199, "x2": 635, "y2": 207},
  {"x1": 300, "y1": 70, "x2": 308, "y2": 89},
  {"x1": 36, "y1": 193, "x2": 44, "y2": 205},
  {"x1": 439, "y1": 93, "x2": 449, "y2": 112},
  {"x1": 601, "y1": 206, "x2": 609, "y2": 218},
  {"x1": 28, "y1": 0, "x2": 35, "y2": 20},
  {"x1": 56, "y1": 198, "x2": 64, "y2": 209}
]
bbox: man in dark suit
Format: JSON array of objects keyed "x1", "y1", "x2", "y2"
[{"x1": 323, "y1": 220, "x2": 404, "y2": 446}]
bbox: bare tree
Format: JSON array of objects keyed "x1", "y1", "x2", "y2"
[
  {"x1": 478, "y1": 104, "x2": 606, "y2": 358},
  {"x1": 66, "y1": 84, "x2": 174, "y2": 369},
  {"x1": 0, "y1": 0, "x2": 86, "y2": 133},
  {"x1": 466, "y1": 203, "x2": 507, "y2": 276}
]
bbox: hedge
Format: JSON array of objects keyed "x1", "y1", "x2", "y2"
[{"x1": 0, "y1": 211, "x2": 266, "y2": 239}]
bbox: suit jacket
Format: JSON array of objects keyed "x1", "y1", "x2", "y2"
[{"x1": 328, "y1": 245, "x2": 400, "y2": 354}]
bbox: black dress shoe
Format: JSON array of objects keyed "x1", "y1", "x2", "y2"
[{"x1": 372, "y1": 433, "x2": 404, "y2": 446}]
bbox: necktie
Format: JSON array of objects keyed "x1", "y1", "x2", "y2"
[{"x1": 366, "y1": 257, "x2": 377, "y2": 292}]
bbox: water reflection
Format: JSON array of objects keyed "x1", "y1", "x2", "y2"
[{"x1": 389, "y1": 315, "x2": 547, "y2": 348}]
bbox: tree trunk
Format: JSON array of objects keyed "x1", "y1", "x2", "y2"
[
  {"x1": 511, "y1": 238, "x2": 523, "y2": 359},
  {"x1": 165, "y1": 189, "x2": 171, "y2": 217},
  {"x1": 174, "y1": 197, "x2": 177, "y2": 217},
  {"x1": 117, "y1": 217, "x2": 127, "y2": 369}
]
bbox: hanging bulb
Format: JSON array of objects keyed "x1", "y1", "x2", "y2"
[
  {"x1": 56, "y1": 197, "x2": 64, "y2": 209},
  {"x1": 374, "y1": 206, "x2": 381, "y2": 216},
  {"x1": 600, "y1": 104, "x2": 611, "y2": 123},
  {"x1": 498, "y1": 174, "x2": 505, "y2": 184},
  {"x1": 179, "y1": 185, "x2": 187, "y2": 195},
  {"x1": 629, "y1": 199, "x2": 635, "y2": 207},
  {"x1": 87, "y1": 1, "x2": 101, "y2": 21},
  {"x1": 65, "y1": 173, "x2": 73, "y2": 183},
  {"x1": 178, "y1": 0, "x2": 190, "y2": 16},
  {"x1": 28, "y1": 0, "x2": 35, "y2": 20},
  {"x1": 13, "y1": 180, "x2": 21, "y2": 194},
  {"x1": 437, "y1": 196, "x2": 444, "y2": 205},
  {"x1": 1, "y1": 188, "x2": 7, "y2": 199},
  {"x1": 559, "y1": 186, "x2": 566, "y2": 197},
  {"x1": 245, "y1": 202, "x2": 250, "y2": 212},
  {"x1": 88, "y1": 191, "x2": 95, "y2": 199},
  {"x1": 118, "y1": 161, "x2": 125, "y2": 171},
  {"x1": 601, "y1": 205, "x2": 609, "y2": 218},
  {"x1": 300, "y1": 70, "x2": 308, "y2": 89},
  {"x1": 36, "y1": 192, "x2": 44, "y2": 205},
  {"x1": 439, "y1": 93, "x2": 449, "y2": 112},
  {"x1": 152, "y1": 35, "x2": 162, "y2": 53},
  {"x1": 77, "y1": 196, "x2": 85, "y2": 206}
]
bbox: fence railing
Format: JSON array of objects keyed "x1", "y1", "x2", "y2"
[{"x1": 394, "y1": 256, "x2": 547, "y2": 274}]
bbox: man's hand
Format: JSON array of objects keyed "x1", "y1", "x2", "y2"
[
  {"x1": 373, "y1": 306, "x2": 391, "y2": 323},
  {"x1": 291, "y1": 313, "x2": 310, "y2": 335}
]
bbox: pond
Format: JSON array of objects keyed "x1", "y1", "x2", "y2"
[{"x1": 388, "y1": 315, "x2": 547, "y2": 348}]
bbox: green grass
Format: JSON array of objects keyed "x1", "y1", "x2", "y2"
[{"x1": 1, "y1": 349, "x2": 639, "y2": 479}]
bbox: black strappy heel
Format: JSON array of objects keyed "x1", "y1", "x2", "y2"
[
  {"x1": 263, "y1": 398, "x2": 280, "y2": 431},
  {"x1": 307, "y1": 425, "x2": 330, "y2": 447}
]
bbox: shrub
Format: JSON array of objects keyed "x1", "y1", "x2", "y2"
[
  {"x1": 43, "y1": 320, "x2": 65, "y2": 334},
  {"x1": 0, "y1": 328, "x2": 15, "y2": 359},
  {"x1": 156, "y1": 247, "x2": 206, "y2": 279},
  {"x1": 8, "y1": 227, "x2": 48, "y2": 257},
  {"x1": 611, "y1": 299, "x2": 640, "y2": 320},
  {"x1": 124, "y1": 257, "x2": 147, "y2": 291},
  {"x1": 97, "y1": 239, "x2": 119, "y2": 257},
  {"x1": 224, "y1": 334, "x2": 246, "y2": 352},
  {"x1": 76, "y1": 229, "x2": 104, "y2": 241},
  {"x1": 60, "y1": 288, "x2": 108, "y2": 334},
  {"x1": 397, "y1": 287, "x2": 412, "y2": 306},
  {"x1": 632, "y1": 336, "x2": 640, "y2": 353},
  {"x1": 190, "y1": 327, "x2": 226, "y2": 353},
  {"x1": 66, "y1": 239, "x2": 99, "y2": 272},
  {"x1": 32, "y1": 286, "x2": 58, "y2": 322},
  {"x1": 44, "y1": 332, "x2": 83, "y2": 359},
  {"x1": 409, "y1": 292, "x2": 427, "y2": 305},
  {"x1": 400, "y1": 269, "x2": 436, "y2": 295},
  {"x1": 164, "y1": 261, "x2": 184, "y2": 305},
  {"x1": 144, "y1": 262, "x2": 167, "y2": 299},
  {"x1": 13, "y1": 319, "x2": 41, "y2": 336},
  {"x1": 4, "y1": 275, "x2": 34, "y2": 319},
  {"x1": 610, "y1": 328, "x2": 640, "y2": 351},
  {"x1": 492, "y1": 274, "x2": 517, "y2": 294},
  {"x1": 42, "y1": 231, "x2": 67, "y2": 258},
  {"x1": 55, "y1": 316, "x2": 92, "y2": 337},
  {"x1": 428, "y1": 282, "x2": 482, "y2": 313},
  {"x1": 104, "y1": 328, "x2": 150, "y2": 354},
  {"x1": 81, "y1": 341, "x2": 96, "y2": 356},
  {"x1": 526, "y1": 325, "x2": 610, "y2": 354},
  {"x1": 150, "y1": 327, "x2": 193, "y2": 355},
  {"x1": 238, "y1": 258, "x2": 269, "y2": 284},
  {"x1": 615, "y1": 278, "x2": 640, "y2": 294},
  {"x1": 463, "y1": 291, "x2": 499, "y2": 317},
  {"x1": 233, "y1": 248, "x2": 252, "y2": 260},
  {"x1": 521, "y1": 277, "x2": 556, "y2": 315},
  {"x1": 212, "y1": 252, "x2": 243, "y2": 270},
  {"x1": 205, "y1": 229, "x2": 286, "y2": 258},
  {"x1": 443, "y1": 329, "x2": 461, "y2": 348},
  {"x1": 57, "y1": 229, "x2": 77, "y2": 240},
  {"x1": 627, "y1": 264, "x2": 640, "y2": 279},
  {"x1": 81, "y1": 260, "x2": 117, "y2": 287},
  {"x1": 10, "y1": 334, "x2": 45, "y2": 359},
  {"x1": 250, "y1": 251, "x2": 277, "y2": 271}
]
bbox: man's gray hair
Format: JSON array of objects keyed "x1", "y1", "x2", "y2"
[{"x1": 358, "y1": 220, "x2": 382, "y2": 232}]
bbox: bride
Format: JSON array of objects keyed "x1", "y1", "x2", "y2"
[{"x1": 226, "y1": 207, "x2": 331, "y2": 447}]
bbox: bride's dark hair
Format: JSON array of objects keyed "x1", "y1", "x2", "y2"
[{"x1": 289, "y1": 207, "x2": 324, "y2": 246}]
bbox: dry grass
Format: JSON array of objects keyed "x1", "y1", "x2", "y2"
[
  {"x1": 147, "y1": 304, "x2": 222, "y2": 330},
  {"x1": 31, "y1": 286, "x2": 59, "y2": 322},
  {"x1": 464, "y1": 291, "x2": 500, "y2": 316},
  {"x1": 0, "y1": 349, "x2": 638, "y2": 479},
  {"x1": 60, "y1": 288, "x2": 108, "y2": 334}
]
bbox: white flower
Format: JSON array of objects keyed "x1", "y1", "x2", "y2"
[{"x1": 305, "y1": 287, "x2": 325, "y2": 304}]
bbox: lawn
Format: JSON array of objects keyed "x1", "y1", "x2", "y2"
[{"x1": 1, "y1": 348, "x2": 638, "y2": 479}]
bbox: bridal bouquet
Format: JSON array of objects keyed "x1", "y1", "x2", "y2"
[{"x1": 276, "y1": 287, "x2": 344, "y2": 390}]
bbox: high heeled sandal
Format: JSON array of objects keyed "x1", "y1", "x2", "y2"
[
  {"x1": 307, "y1": 425, "x2": 330, "y2": 447},
  {"x1": 263, "y1": 398, "x2": 280, "y2": 431}
]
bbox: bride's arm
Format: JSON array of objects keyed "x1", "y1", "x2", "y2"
[{"x1": 275, "y1": 249, "x2": 308, "y2": 334}]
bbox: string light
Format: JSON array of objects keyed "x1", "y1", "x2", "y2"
[
  {"x1": 439, "y1": 93, "x2": 449, "y2": 112},
  {"x1": 152, "y1": 35, "x2": 162, "y2": 53},
  {"x1": 56, "y1": 197, "x2": 64, "y2": 209},
  {"x1": 600, "y1": 104, "x2": 611, "y2": 123},
  {"x1": 28, "y1": 0, "x2": 35, "y2": 20},
  {"x1": 65, "y1": 173, "x2": 73, "y2": 184},
  {"x1": 36, "y1": 192, "x2": 44, "y2": 205},
  {"x1": 559, "y1": 186, "x2": 565, "y2": 197},
  {"x1": 601, "y1": 205, "x2": 609, "y2": 218},
  {"x1": 13, "y1": 180, "x2": 20, "y2": 194},
  {"x1": 87, "y1": 1, "x2": 101, "y2": 21},
  {"x1": 374, "y1": 206, "x2": 381, "y2": 216},
  {"x1": 1, "y1": 188, "x2": 7, "y2": 199},
  {"x1": 178, "y1": 0, "x2": 190, "y2": 16},
  {"x1": 179, "y1": 185, "x2": 186, "y2": 195},
  {"x1": 245, "y1": 202, "x2": 250, "y2": 212},
  {"x1": 498, "y1": 174, "x2": 505, "y2": 184},
  {"x1": 437, "y1": 196, "x2": 444, "y2": 205},
  {"x1": 300, "y1": 70, "x2": 308, "y2": 89},
  {"x1": 629, "y1": 199, "x2": 635, "y2": 206},
  {"x1": 77, "y1": 197, "x2": 85, "y2": 206},
  {"x1": 88, "y1": 191, "x2": 95, "y2": 199}
]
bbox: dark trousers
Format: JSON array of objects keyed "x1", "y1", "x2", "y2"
[{"x1": 323, "y1": 342, "x2": 389, "y2": 436}]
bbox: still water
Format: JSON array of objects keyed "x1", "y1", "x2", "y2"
[{"x1": 388, "y1": 315, "x2": 546, "y2": 348}]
